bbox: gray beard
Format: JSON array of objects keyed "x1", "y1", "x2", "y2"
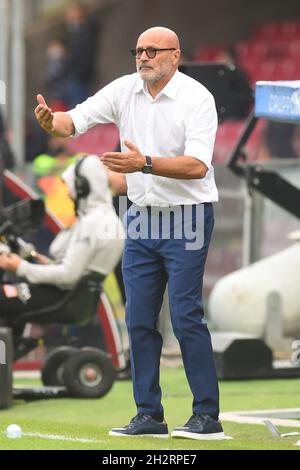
[{"x1": 138, "y1": 70, "x2": 163, "y2": 84}]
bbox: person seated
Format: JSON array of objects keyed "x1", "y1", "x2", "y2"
[{"x1": 0, "y1": 154, "x2": 125, "y2": 322}]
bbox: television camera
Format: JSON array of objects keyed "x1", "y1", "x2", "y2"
[{"x1": 0, "y1": 199, "x2": 45, "y2": 278}]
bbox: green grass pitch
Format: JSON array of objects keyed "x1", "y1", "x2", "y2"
[{"x1": 0, "y1": 368, "x2": 300, "y2": 450}]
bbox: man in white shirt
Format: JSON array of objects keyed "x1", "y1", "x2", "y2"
[{"x1": 34, "y1": 26, "x2": 224, "y2": 440}]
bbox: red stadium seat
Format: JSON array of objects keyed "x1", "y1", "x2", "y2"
[
  {"x1": 288, "y1": 40, "x2": 300, "y2": 58},
  {"x1": 252, "y1": 22, "x2": 282, "y2": 41},
  {"x1": 279, "y1": 21, "x2": 300, "y2": 39},
  {"x1": 274, "y1": 59, "x2": 297, "y2": 80},
  {"x1": 255, "y1": 61, "x2": 277, "y2": 82},
  {"x1": 213, "y1": 119, "x2": 266, "y2": 164},
  {"x1": 193, "y1": 17, "x2": 298, "y2": 161},
  {"x1": 66, "y1": 124, "x2": 120, "y2": 156},
  {"x1": 194, "y1": 44, "x2": 225, "y2": 62}
]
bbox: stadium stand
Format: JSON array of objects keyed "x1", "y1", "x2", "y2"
[{"x1": 195, "y1": 17, "x2": 300, "y2": 163}]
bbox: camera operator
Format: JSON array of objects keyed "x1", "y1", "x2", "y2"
[{"x1": 0, "y1": 154, "x2": 124, "y2": 319}]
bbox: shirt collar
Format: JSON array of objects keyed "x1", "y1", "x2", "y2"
[
  {"x1": 160, "y1": 70, "x2": 180, "y2": 100},
  {"x1": 134, "y1": 69, "x2": 180, "y2": 100},
  {"x1": 134, "y1": 76, "x2": 144, "y2": 94}
]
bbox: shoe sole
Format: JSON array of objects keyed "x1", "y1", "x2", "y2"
[
  {"x1": 109, "y1": 431, "x2": 169, "y2": 438},
  {"x1": 171, "y1": 430, "x2": 225, "y2": 440}
]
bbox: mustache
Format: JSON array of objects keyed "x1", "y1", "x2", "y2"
[{"x1": 138, "y1": 64, "x2": 153, "y2": 70}]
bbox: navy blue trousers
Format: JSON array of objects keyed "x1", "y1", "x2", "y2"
[{"x1": 122, "y1": 203, "x2": 219, "y2": 420}]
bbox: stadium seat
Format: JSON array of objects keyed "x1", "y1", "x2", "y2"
[
  {"x1": 253, "y1": 22, "x2": 282, "y2": 41},
  {"x1": 194, "y1": 44, "x2": 225, "y2": 62},
  {"x1": 193, "y1": 17, "x2": 299, "y2": 160},
  {"x1": 279, "y1": 21, "x2": 300, "y2": 39},
  {"x1": 66, "y1": 123, "x2": 120, "y2": 156},
  {"x1": 288, "y1": 40, "x2": 300, "y2": 58},
  {"x1": 214, "y1": 119, "x2": 266, "y2": 164}
]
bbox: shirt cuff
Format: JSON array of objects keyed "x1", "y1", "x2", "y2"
[
  {"x1": 67, "y1": 108, "x2": 88, "y2": 137},
  {"x1": 17, "y1": 259, "x2": 30, "y2": 277},
  {"x1": 184, "y1": 146, "x2": 213, "y2": 170}
]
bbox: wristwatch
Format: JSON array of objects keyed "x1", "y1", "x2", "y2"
[{"x1": 142, "y1": 155, "x2": 153, "y2": 174}]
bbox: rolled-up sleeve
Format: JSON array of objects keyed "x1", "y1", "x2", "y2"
[
  {"x1": 67, "y1": 76, "x2": 128, "y2": 136},
  {"x1": 184, "y1": 93, "x2": 218, "y2": 169}
]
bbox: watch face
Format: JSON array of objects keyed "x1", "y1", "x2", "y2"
[
  {"x1": 143, "y1": 165, "x2": 152, "y2": 174},
  {"x1": 142, "y1": 156, "x2": 152, "y2": 174}
]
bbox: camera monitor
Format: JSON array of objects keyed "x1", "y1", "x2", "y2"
[{"x1": 179, "y1": 62, "x2": 253, "y2": 122}]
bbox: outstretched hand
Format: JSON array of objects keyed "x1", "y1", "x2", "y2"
[
  {"x1": 100, "y1": 140, "x2": 145, "y2": 173},
  {"x1": 34, "y1": 94, "x2": 54, "y2": 134}
]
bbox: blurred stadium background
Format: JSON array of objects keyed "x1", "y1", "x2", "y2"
[
  {"x1": 0, "y1": 0, "x2": 298, "y2": 276},
  {"x1": 1, "y1": 0, "x2": 300, "y2": 449}
]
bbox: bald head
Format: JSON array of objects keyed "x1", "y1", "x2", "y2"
[
  {"x1": 138, "y1": 27, "x2": 180, "y2": 50},
  {"x1": 135, "y1": 26, "x2": 181, "y2": 92}
]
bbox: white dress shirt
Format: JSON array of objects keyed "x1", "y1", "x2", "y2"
[{"x1": 68, "y1": 70, "x2": 218, "y2": 206}]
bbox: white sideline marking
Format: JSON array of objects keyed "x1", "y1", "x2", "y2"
[
  {"x1": 4, "y1": 431, "x2": 105, "y2": 444},
  {"x1": 220, "y1": 408, "x2": 300, "y2": 428}
]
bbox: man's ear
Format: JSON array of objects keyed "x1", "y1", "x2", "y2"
[{"x1": 174, "y1": 49, "x2": 181, "y2": 63}]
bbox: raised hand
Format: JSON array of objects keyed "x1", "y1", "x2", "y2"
[{"x1": 34, "y1": 94, "x2": 54, "y2": 134}]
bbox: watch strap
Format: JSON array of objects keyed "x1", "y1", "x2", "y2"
[{"x1": 142, "y1": 155, "x2": 153, "y2": 173}]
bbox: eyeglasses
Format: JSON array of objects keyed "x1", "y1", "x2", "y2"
[{"x1": 130, "y1": 47, "x2": 176, "y2": 59}]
